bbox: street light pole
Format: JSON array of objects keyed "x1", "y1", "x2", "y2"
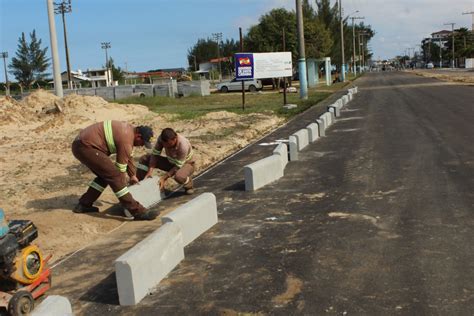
[
  {"x1": 339, "y1": 0, "x2": 345, "y2": 81},
  {"x1": 296, "y1": 0, "x2": 308, "y2": 99},
  {"x1": 54, "y1": 0, "x2": 72, "y2": 89},
  {"x1": 351, "y1": 15, "x2": 364, "y2": 75},
  {"x1": 444, "y1": 22, "x2": 455, "y2": 68},
  {"x1": 212, "y1": 32, "x2": 223, "y2": 81},
  {"x1": 462, "y1": 11, "x2": 474, "y2": 31},
  {"x1": 101, "y1": 42, "x2": 111, "y2": 86},
  {"x1": 1, "y1": 52, "x2": 10, "y2": 96},
  {"x1": 46, "y1": 0, "x2": 63, "y2": 97}
]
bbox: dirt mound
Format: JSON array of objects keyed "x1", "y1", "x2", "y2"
[{"x1": 22, "y1": 89, "x2": 60, "y2": 113}]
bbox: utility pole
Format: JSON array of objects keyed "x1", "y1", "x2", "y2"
[
  {"x1": 101, "y1": 42, "x2": 111, "y2": 86},
  {"x1": 1, "y1": 52, "x2": 10, "y2": 96},
  {"x1": 439, "y1": 36, "x2": 443, "y2": 68},
  {"x1": 351, "y1": 15, "x2": 364, "y2": 75},
  {"x1": 339, "y1": 0, "x2": 345, "y2": 81},
  {"x1": 444, "y1": 23, "x2": 455, "y2": 68},
  {"x1": 283, "y1": 27, "x2": 287, "y2": 105},
  {"x1": 212, "y1": 32, "x2": 223, "y2": 81},
  {"x1": 46, "y1": 0, "x2": 63, "y2": 97},
  {"x1": 54, "y1": 0, "x2": 72, "y2": 90},
  {"x1": 462, "y1": 11, "x2": 474, "y2": 31},
  {"x1": 296, "y1": 0, "x2": 308, "y2": 99},
  {"x1": 190, "y1": 54, "x2": 197, "y2": 71},
  {"x1": 239, "y1": 27, "x2": 245, "y2": 110}
]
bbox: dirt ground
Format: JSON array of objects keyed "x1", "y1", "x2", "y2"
[
  {"x1": 0, "y1": 90, "x2": 283, "y2": 262},
  {"x1": 408, "y1": 68, "x2": 474, "y2": 84}
]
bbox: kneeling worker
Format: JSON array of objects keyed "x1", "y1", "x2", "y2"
[
  {"x1": 137, "y1": 128, "x2": 195, "y2": 194},
  {"x1": 72, "y1": 120, "x2": 158, "y2": 220}
]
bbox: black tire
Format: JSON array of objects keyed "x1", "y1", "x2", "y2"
[
  {"x1": 248, "y1": 85, "x2": 257, "y2": 92},
  {"x1": 8, "y1": 291, "x2": 34, "y2": 316},
  {"x1": 220, "y1": 86, "x2": 229, "y2": 93}
]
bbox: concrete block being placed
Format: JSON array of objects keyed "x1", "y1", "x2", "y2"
[
  {"x1": 32, "y1": 296, "x2": 73, "y2": 316},
  {"x1": 272, "y1": 143, "x2": 289, "y2": 170},
  {"x1": 306, "y1": 123, "x2": 319, "y2": 142},
  {"x1": 162, "y1": 193, "x2": 218, "y2": 246},
  {"x1": 316, "y1": 119, "x2": 326, "y2": 137},
  {"x1": 244, "y1": 155, "x2": 284, "y2": 190},
  {"x1": 293, "y1": 129, "x2": 309, "y2": 151},
  {"x1": 288, "y1": 135, "x2": 298, "y2": 161},
  {"x1": 128, "y1": 176, "x2": 164, "y2": 209},
  {"x1": 115, "y1": 222, "x2": 184, "y2": 306}
]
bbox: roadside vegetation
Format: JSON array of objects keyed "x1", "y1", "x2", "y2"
[{"x1": 117, "y1": 80, "x2": 353, "y2": 121}]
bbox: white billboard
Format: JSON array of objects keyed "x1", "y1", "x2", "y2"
[
  {"x1": 235, "y1": 52, "x2": 292, "y2": 80},
  {"x1": 253, "y1": 52, "x2": 293, "y2": 79}
]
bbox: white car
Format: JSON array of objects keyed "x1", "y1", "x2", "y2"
[
  {"x1": 216, "y1": 79, "x2": 263, "y2": 93},
  {"x1": 426, "y1": 62, "x2": 434, "y2": 69}
]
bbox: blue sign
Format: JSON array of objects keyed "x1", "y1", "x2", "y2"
[{"x1": 235, "y1": 53, "x2": 254, "y2": 80}]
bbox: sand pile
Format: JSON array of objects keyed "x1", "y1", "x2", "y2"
[{"x1": 1, "y1": 90, "x2": 285, "y2": 261}]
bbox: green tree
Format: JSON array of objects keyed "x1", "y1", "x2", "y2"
[
  {"x1": 187, "y1": 37, "x2": 240, "y2": 75},
  {"x1": 9, "y1": 30, "x2": 50, "y2": 88},
  {"x1": 107, "y1": 57, "x2": 124, "y2": 82},
  {"x1": 245, "y1": 8, "x2": 297, "y2": 57}
]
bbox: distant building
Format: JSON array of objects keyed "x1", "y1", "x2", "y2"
[
  {"x1": 60, "y1": 70, "x2": 91, "y2": 89},
  {"x1": 84, "y1": 68, "x2": 114, "y2": 87}
]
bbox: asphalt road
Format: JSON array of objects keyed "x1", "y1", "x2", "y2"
[{"x1": 49, "y1": 72, "x2": 473, "y2": 315}]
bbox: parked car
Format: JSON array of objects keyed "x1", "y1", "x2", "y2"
[
  {"x1": 426, "y1": 62, "x2": 434, "y2": 69},
  {"x1": 216, "y1": 79, "x2": 263, "y2": 93}
]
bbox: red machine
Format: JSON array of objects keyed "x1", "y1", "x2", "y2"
[{"x1": 0, "y1": 217, "x2": 52, "y2": 316}]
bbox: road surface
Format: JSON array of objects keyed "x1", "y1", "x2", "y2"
[{"x1": 49, "y1": 71, "x2": 474, "y2": 315}]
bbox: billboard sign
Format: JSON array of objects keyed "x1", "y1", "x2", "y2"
[{"x1": 235, "y1": 52, "x2": 292, "y2": 80}]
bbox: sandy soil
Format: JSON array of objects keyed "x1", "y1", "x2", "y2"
[
  {"x1": 0, "y1": 90, "x2": 283, "y2": 262},
  {"x1": 408, "y1": 69, "x2": 474, "y2": 84}
]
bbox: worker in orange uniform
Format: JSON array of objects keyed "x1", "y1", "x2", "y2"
[
  {"x1": 136, "y1": 127, "x2": 195, "y2": 194},
  {"x1": 71, "y1": 120, "x2": 158, "y2": 220}
]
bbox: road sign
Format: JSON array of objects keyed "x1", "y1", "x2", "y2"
[{"x1": 235, "y1": 52, "x2": 292, "y2": 80}]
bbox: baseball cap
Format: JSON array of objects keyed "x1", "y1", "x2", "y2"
[{"x1": 137, "y1": 126, "x2": 154, "y2": 149}]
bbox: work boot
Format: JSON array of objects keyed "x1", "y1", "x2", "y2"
[
  {"x1": 184, "y1": 178, "x2": 194, "y2": 195},
  {"x1": 133, "y1": 210, "x2": 159, "y2": 221},
  {"x1": 73, "y1": 203, "x2": 99, "y2": 213}
]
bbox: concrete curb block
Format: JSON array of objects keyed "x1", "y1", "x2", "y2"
[
  {"x1": 294, "y1": 129, "x2": 310, "y2": 151},
  {"x1": 316, "y1": 119, "x2": 326, "y2": 137},
  {"x1": 272, "y1": 143, "x2": 289, "y2": 170},
  {"x1": 128, "y1": 176, "x2": 164, "y2": 209},
  {"x1": 306, "y1": 123, "x2": 319, "y2": 143},
  {"x1": 162, "y1": 193, "x2": 218, "y2": 246},
  {"x1": 288, "y1": 135, "x2": 298, "y2": 161},
  {"x1": 320, "y1": 112, "x2": 332, "y2": 128},
  {"x1": 244, "y1": 155, "x2": 284, "y2": 190},
  {"x1": 328, "y1": 105, "x2": 341, "y2": 118},
  {"x1": 32, "y1": 296, "x2": 73, "y2": 316},
  {"x1": 342, "y1": 95, "x2": 349, "y2": 105},
  {"x1": 115, "y1": 222, "x2": 184, "y2": 306},
  {"x1": 348, "y1": 92, "x2": 353, "y2": 101}
]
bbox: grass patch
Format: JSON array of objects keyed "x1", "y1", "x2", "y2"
[{"x1": 117, "y1": 80, "x2": 352, "y2": 120}]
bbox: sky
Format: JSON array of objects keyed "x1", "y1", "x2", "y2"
[{"x1": 1, "y1": 0, "x2": 473, "y2": 82}]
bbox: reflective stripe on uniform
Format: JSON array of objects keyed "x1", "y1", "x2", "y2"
[
  {"x1": 114, "y1": 187, "x2": 129, "y2": 198},
  {"x1": 152, "y1": 148, "x2": 161, "y2": 156},
  {"x1": 115, "y1": 162, "x2": 127, "y2": 173},
  {"x1": 103, "y1": 120, "x2": 116, "y2": 154},
  {"x1": 89, "y1": 181, "x2": 105, "y2": 192},
  {"x1": 167, "y1": 149, "x2": 193, "y2": 168},
  {"x1": 137, "y1": 163, "x2": 149, "y2": 171}
]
